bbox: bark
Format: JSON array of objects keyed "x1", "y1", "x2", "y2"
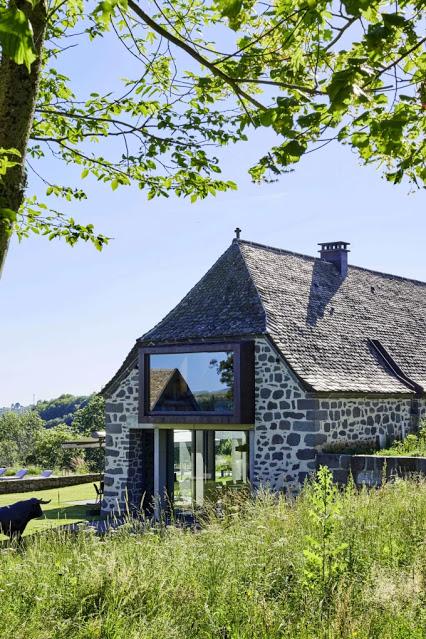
[{"x1": 0, "y1": 0, "x2": 48, "y2": 277}]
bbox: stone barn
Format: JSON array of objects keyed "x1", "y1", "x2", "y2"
[{"x1": 101, "y1": 237, "x2": 426, "y2": 515}]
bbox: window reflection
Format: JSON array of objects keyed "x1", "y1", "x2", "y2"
[
  {"x1": 173, "y1": 429, "x2": 249, "y2": 508},
  {"x1": 149, "y1": 351, "x2": 234, "y2": 413}
]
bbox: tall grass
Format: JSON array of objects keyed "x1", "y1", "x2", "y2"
[{"x1": 0, "y1": 475, "x2": 425, "y2": 639}]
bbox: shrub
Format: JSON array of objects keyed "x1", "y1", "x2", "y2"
[{"x1": 376, "y1": 420, "x2": 426, "y2": 457}]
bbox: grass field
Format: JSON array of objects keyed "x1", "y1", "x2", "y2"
[
  {"x1": 0, "y1": 473, "x2": 425, "y2": 639},
  {"x1": 0, "y1": 482, "x2": 99, "y2": 538}
]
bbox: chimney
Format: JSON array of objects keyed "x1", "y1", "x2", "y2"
[{"x1": 318, "y1": 241, "x2": 350, "y2": 278}]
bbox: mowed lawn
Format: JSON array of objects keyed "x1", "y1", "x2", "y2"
[{"x1": 0, "y1": 482, "x2": 99, "y2": 539}]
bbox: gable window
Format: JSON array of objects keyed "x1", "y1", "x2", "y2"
[
  {"x1": 149, "y1": 351, "x2": 234, "y2": 413},
  {"x1": 139, "y1": 342, "x2": 254, "y2": 424}
]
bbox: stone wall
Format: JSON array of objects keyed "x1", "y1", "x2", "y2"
[
  {"x1": 316, "y1": 396, "x2": 412, "y2": 447},
  {"x1": 0, "y1": 473, "x2": 100, "y2": 495},
  {"x1": 317, "y1": 452, "x2": 426, "y2": 486},
  {"x1": 253, "y1": 338, "x2": 312, "y2": 491},
  {"x1": 253, "y1": 337, "x2": 418, "y2": 493},
  {"x1": 102, "y1": 367, "x2": 139, "y2": 514}
]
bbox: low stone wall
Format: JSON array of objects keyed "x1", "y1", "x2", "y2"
[
  {"x1": 317, "y1": 453, "x2": 426, "y2": 487},
  {"x1": 0, "y1": 473, "x2": 101, "y2": 495}
]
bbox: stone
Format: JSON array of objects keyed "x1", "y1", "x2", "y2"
[
  {"x1": 279, "y1": 401, "x2": 291, "y2": 410},
  {"x1": 278, "y1": 421, "x2": 291, "y2": 430},
  {"x1": 298, "y1": 471, "x2": 310, "y2": 483},
  {"x1": 296, "y1": 448, "x2": 317, "y2": 460},
  {"x1": 107, "y1": 424, "x2": 123, "y2": 434},
  {"x1": 297, "y1": 399, "x2": 318, "y2": 410},
  {"x1": 105, "y1": 447, "x2": 120, "y2": 457},
  {"x1": 271, "y1": 434, "x2": 284, "y2": 445},
  {"x1": 106, "y1": 402, "x2": 123, "y2": 413},
  {"x1": 287, "y1": 432, "x2": 301, "y2": 446},
  {"x1": 304, "y1": 433, "x2": 327, "y2": 447},
  {"x1": 293, "y1": 421, "x2": 319, "y2": 432}
]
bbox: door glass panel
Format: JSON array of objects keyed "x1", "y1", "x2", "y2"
[
  {"x1": 215, "y1": 431, "x2": 248, "y2": 487},
  {"x1": 173, "y1": 430, "x2": 193, "y2": 508},
  {"x1": 172, "y1": 429, "x2": 249, "y2": 509}
]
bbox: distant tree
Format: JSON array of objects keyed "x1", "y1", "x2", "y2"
[
  {"x1": 0, "y1": 411, "x2": 44, "y2": 466},
  {"x1": 72, "y1": 394, "x2": 105, "y2": 435},
  {"x1": 72, "y1": 395, "x2": 105, "y2": 472},
  {"x1": 30, "y1": 423, "x2": 76, "y2": 469},
  {"x1": 210, "y1": 353, "x2": 234, "y2": 400}
]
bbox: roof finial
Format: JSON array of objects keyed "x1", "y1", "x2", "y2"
[{"x1": 234, "y1": 227, "x2": 241, "y2": 240}]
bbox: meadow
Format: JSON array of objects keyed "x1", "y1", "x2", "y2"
[{"x1": 0, "y1": 471, "x2": 425, "y2": 639}]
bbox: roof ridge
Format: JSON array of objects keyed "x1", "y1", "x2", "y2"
[
  {"x1": 237, "y1": 239, "x2": 317, "y2": 263},
  {"x1": 237, "y1": 239, "x2": 426, "y2": 287},
  {"x1": 234, "y1": 241, "x2": 268, "y2": 332}
]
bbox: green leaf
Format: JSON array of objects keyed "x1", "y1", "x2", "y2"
[
  {"x1": 0, "y1": 207, "x2": 17, "y2": 223},
  {"x1": 216, "y1": 0, "x2": 242, "y2": 19},
  {"x1": 382, "y1": 13, "x2": 407, "y2": 28},
  {"x1": 0, "y1": 7, "x2": 36, "y2": 72},
  {"x1": 215, "y1": 0, "x2": 244, "y2": 30}
]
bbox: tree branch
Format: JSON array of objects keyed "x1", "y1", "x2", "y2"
[{"x1": 126, "y1": 0, "x2": 267, "y2": 111}]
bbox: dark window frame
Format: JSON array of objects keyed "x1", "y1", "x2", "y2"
[{"x1": 138, "y1": 341, "x2": 254, "y2": 424}]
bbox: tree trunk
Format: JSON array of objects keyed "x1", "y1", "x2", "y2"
[{"x1": 0, "y1": 0, "x2": 48, "y2": 277}]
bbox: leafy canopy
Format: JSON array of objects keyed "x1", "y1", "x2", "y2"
[{"x1": 0, "y1": 0, "x2": 424, "y2": 249}]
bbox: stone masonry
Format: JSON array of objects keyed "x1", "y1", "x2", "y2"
[
  {"x1": 253, "y1": 338, "x2": 313, "y2": 490},
  {"x1": 102, "y1": 367, "x2": 139, "y2": 514},
  {"x1": 253, "y1": 338, "x2": 421, "y2": 492}
]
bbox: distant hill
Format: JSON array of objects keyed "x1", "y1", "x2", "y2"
[{"x1": 35, "y1": 394, "x2": 89, "y2": 428}]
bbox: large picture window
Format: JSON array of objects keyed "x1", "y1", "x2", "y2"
[
  {"x1": 149, "y1": 351, "x2": 234, "y2": 414},
  {"x1": 139, "y1": 341, "x2": 254, "y2": 424}
]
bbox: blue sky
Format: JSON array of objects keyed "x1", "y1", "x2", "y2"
[{"x1": 0, "y1": 24, "x2": 425, "y2": 407}]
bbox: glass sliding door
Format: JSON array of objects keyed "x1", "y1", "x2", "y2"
[
  {"x1": 173, "y1": 430, "x2": 193, "y2": 508},
  {"x1": 172, "y1": 429, "x2": 249, "y2": 509}
]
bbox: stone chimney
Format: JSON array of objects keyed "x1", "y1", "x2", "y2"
[{"x1": 318, "y1": 241, "x2": 350, "y2": 278}]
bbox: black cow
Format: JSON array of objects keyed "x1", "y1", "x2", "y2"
[{"x1": 0, "y1": 497, "x2": 51, "y2": 540}]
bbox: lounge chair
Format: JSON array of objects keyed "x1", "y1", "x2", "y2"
[
  {"x1": 14, "y1": 469, "x2": 28, "y2": 479},
  {"x1": 40, "y1": 470, "x2": 53, "y2": 478},
  {"x1": 0, "y1": 468, "x2": 7, "y2": 478}
]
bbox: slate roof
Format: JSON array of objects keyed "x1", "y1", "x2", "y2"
[
  {"x1": 149, "y1": 368, "x2": 176, "y2": 409},
  {"x1": 103, "y1": 239, "x2": 426, "y2": 396},
  {"x1": 238, "y1": 241, "x2": 426, "y2": 394},
  {"x1": 141, "y1": 240, "x2": 266, "y2": 343}
]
